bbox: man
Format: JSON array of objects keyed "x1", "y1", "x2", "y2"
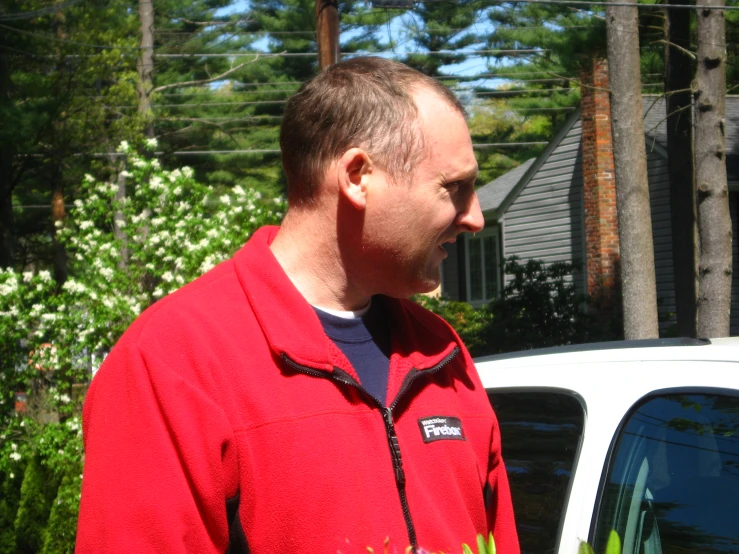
[{"x1": 76, "y1": 57, "x2": 519, "y2": 553}]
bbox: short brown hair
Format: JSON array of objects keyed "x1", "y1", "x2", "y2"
[{"x1": 279, "y1": 56, "x2": 465, "y2": 205}]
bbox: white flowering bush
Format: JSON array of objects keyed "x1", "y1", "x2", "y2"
[{"x1": 0, "y1": 138, "x2": 286, "y2": 552}]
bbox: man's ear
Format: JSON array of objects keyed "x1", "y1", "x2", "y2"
[{"x1": 336, "y1": 147, "x2": 372, "y2": 210}]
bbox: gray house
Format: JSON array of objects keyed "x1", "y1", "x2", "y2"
[{"x1": 441, "y1": 87, "x2": 739, "y2": 335}]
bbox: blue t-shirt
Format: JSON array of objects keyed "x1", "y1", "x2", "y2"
[{"x1": 314, "y1": 299, "x2": 391, "y2": 406}]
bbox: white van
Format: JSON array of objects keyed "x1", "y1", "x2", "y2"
[{"x1": 476, "y1": 338, "x2": 739, "y2": 554}]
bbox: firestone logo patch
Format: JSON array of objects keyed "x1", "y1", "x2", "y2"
[{"x1": 418, "y1": 416, "x2": 466, "y2": 443}]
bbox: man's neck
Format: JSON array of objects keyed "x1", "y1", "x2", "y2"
[{"x1": 269, "y1": 212, "x2": 372, "y2": 311}]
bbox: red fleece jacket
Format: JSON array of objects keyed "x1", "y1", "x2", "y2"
[{"x1": 76, "y1": 226, "x2": 519, "y2": 554}]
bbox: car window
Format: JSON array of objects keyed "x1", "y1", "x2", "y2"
[
  {"x1": 592, "y1": 392, "x2": 739, "y2": 554},
  {"x1": 488, "y1": 391, "x2": 585, "y2": 554}
]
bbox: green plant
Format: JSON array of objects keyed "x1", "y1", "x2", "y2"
[
  {"x1": 412, "y1": 295, "x2": 493, "y2": 357},
  {"x1": 579, "y1": 530, "x2": 622, "y2": 554},
  {"x1": 0, "y1": 138, "x2": 286, "y2": 551},
  {"x1": 462, "y1": 532, "x2": 496, "y2": 554}
]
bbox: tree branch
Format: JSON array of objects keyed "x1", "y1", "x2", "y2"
[
  {"x1": 651, "y1": 39, "x2": 697, "y2": 59},
  {"x1": 151, "y1": 62, "x2": 248, "y2": 94}
]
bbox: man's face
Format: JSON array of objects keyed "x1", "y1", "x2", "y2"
[{"x1": 360, "y1": 87, "x2": 484, "y2": 298}]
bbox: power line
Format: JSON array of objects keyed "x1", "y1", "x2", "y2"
[
  {"x1": 0, "y1": 0, "x2": 83, "y2": 21},
  {"x1": 473, "y1": 142, "x2": 548, "y2": 147},
  {"x1": 0, "y1": 22, "x2": 139, "y2": 50},
  {"x1": 153, "y1": 48, "x2": 548, "y2": 59},
  {"x1": 419, "y1": 0, "x2": 739, "y2": 9}
]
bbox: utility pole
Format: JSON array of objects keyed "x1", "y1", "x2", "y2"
[
  {"x1": 606, "y1": 0, "x2": 660, "y2": 339},
  {"x1": 316, "y1": 0, "x2": 340, "y2": 70}
]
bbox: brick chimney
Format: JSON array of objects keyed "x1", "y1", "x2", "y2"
[{"x1": 580, "y1": 57, "x2": 620, "y2": 310}]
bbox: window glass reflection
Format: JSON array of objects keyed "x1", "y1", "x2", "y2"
[
  {"x1": 593, "y1": 393, "x2": 739, "y2": 554},
  {"x1": 488, "y1": 392, "x2": 584, "y2": 554}
]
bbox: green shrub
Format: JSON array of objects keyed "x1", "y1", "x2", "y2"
[
  {"x1": 420, "y1": 257, "x2": 623, "y2": 357},
  {"x1": 412, "y1": 295, "x2": 493, "y2": 357}
]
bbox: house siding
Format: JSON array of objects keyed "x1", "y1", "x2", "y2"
[
  {"x1": 731, "y1": 193, "x2": 739, "y2": 335},
  {"x1": 502, "y1": 120, "x2": 586, "y2": 294},
  {"x1": 646, "y1": 149, "x2": 676, "y2": 334}
]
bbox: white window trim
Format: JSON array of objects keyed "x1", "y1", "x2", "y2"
[{"x1": 464, "y1": 226, "x2": 501, "y2": 307}]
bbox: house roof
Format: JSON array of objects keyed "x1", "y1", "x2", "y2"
[
  {"x1": 476, "y1": 158, "x2": 536, "y2": 214},
  {"x1": 478, "y1": 95, "x2": 739, "y2": 218}
]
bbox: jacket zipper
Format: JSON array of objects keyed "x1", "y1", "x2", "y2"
[{"x1": 281, "y1": 347, "x2": 460, "y2": 553}]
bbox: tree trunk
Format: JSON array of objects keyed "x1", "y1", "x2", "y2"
[
  {"x1": 137, "y1": 0, "x2": 155, "y2": 138},
  {"x1": 606, "y1": 0, "x2": 660, "y2": 339},
  {"x1": 665, "y1": 0, "x2": 698, "y2": 337},
  {"x1": 695, "y1": 0, "x2": 731, "y2": 337},
  {"x1": 0, "y1": 53, "x2": 15, "y2": 269},
  {"x1": 52, "y1": 1, "x2": 67, "y2": 285}
]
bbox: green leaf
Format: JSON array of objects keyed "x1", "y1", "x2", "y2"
[
  {"x1": 487, "y1": 532, "x2": 496, "y2": 554},
  {"x1": 462, "y1": 544, "x2": 474, "y2": 554},
  {"x1": 605, "y1": 530, "x2": 622, "y2": 554},
  {"x1": 477, "y1": 533, "x2": 488, "y2": 554},
  {"x1": 578, "y1": 541, "x2": 595, "y2": 554}
]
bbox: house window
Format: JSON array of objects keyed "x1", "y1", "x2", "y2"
[{"x1": 465, "y1": 227, "x2": 500, "y2": 304}]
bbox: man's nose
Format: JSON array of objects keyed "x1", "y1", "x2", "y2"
[{"x1": 456, "y1": 190, "x2": 485, "y2": 233}]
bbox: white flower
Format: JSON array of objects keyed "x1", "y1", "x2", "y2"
[
  {"x1": 182, "y1": 166, "x2": 194, "y2": 178},
  {"x1": 41, "y1": 313, "x2": 57, "y2": 321},
  {"x1": 133, "y1": 158, "x2": 147, "y2": 168},
  {"x1": 0, "y1": 278, "x2": 18, "y2": 296},
  {"x1": 11, "y1": 443, "x2": 17, "y2": 451},
  {"x1": 58, "y1": 449, "x2": 64, "y2": 455},
  {"x1": 150, "y1": 176, "x2": 164, "y2": 190},
  {"x1": 9, "y1": 452, "x2": 21, "y2": 461},
  {"x1": 102, "y1": 297, "x2": 115, "y2": 309},
  {"x1": 38, "y1": 270, "x2": 52, "y2": 282},
  {"x1": 100, "y1": 267, "x2": 114, "y2": 281},
  {"x1": 54, "y1": 220, "x2": 63, "y2": 229},
  {"x1": 120, "y1": 170, "x2": 133, "y2": 178},
  {"x1": 152, "y1": 288, "x2": 164, "y2": 298},
  {"x1": 151, "y1": 159, "x2": 161, "y2": 170},
  {"x1": 59, "y1": 394, "x2": 71, "y2": 404},
  {"x1": 74, "y1": 199, "x2": 84, "y2": 208},
  {"x1": 117, "y1": 140, "x2": 130, "y2": 153},
  {"x1": 22, "y1": 271, "x2": 33, "y2": 283},
  {"x1": 146, "y1": 137, "x2": 158, "y2": 149},
  {"x1": 20, "y1": 420, "x2": 24, "y2": 427},
  {"x1": 79, "y1": 221, "x2": 94, "y2": 230},
  {"x1": 9, "y1": 473, "x2": 13, "y2": 479},
  {"x1": 220, "y1": 195, "x2": 231, "y2": 205},
  {"x1": 206, "y1": 229, "x2": 219, "y2": 239},
  {"x1": 233, "y1": 185, "x2": 246, "y2": 196},
  {"x1": 162, "y1": 271, "x2": 174, "y2": 283},
  {"x1": 173, "y1": 186, "x2": 182, "y2": 196},
  {"x1": 63, "y1": 279, "x2": 86, "y2": 294},
  {"x1": 115, "y1": 219, "x2": 126, "y2": 229}
]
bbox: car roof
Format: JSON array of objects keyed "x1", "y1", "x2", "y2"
[
  {"x1": 474, "y1": 337, "x2": 739, "y2": 397},
  {"x1": 475, "y1": 337, "x2": 739, "y2": 367}
]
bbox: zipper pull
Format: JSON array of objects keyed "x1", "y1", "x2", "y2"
[{"x1": 383, "y1": 408, "x2": 406, "y2": 486}]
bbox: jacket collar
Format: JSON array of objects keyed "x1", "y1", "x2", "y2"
[{"x1": 234, "y1": 226, "x2": 460, "y2": 378}]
